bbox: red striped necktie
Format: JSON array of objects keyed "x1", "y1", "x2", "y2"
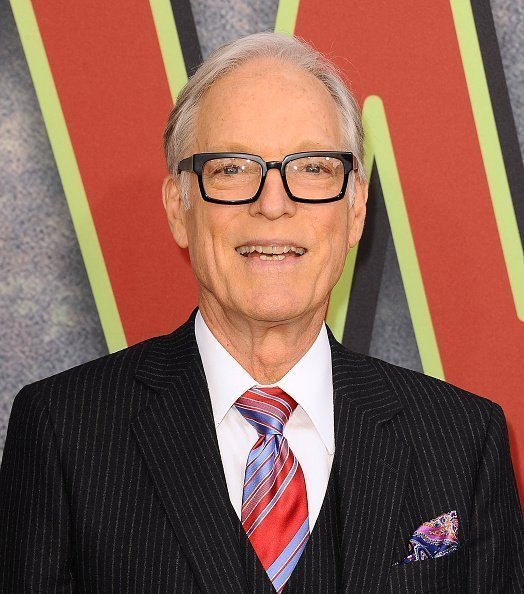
[{"x1": 235, "y1": 386, "x2": 310, "y2": 592}]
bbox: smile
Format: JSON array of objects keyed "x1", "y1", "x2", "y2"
[{"x1": 235, "y1": 245, "x2": 307, "y2": 261}]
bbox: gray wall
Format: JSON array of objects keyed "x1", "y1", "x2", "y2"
[{"x1": 1, "y1": 0, "x2": 522, "y2": 459}]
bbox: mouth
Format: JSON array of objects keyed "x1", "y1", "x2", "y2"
[{"x1": 235, "y1": 244, "x2": 307, "y2": 261}]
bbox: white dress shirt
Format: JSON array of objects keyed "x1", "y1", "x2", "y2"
[{"x1": 194, "y1": 311, "x2": 335, "y2": 529}]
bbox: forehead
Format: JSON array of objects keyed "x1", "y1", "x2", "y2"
[{"x1": 195, "y1": 57, "x2": 343, "y2": 154}]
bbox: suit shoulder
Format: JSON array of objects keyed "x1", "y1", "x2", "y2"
[
  {"x1": 12, "y1": 315, "x2": 197, "y2": 428},
  {"x1": 363, "y1": 353, "x2": 501, "y2": 424},
  {"x1": 27, "y1": 337, "x2": 151, "y2": 389},
  {"x1": 17, "y1": 331, "x2": 174, "y2": 412}
]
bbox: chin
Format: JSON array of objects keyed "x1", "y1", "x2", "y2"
[{"x1": 236, "y1": 295, "x2": 311, "y2": 324}]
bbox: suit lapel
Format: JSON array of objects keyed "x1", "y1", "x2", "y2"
[
  {"x1": 130, "y1": 314, "x2": 248, "y2": 594},
  {"x1": 328, "y1": 333, "x2": 411, "y2": 593}
]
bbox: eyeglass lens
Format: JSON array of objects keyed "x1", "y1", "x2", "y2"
[{"x1": 201, "y1": 155, "x2": 345, "y2": 202}]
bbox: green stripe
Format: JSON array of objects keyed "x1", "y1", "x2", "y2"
[
  {"x1": 362, "y1": 96, "x2": 444, "y2": 379},
  {"x1": 10, "y1": 0, "x2": 127, "y2": 353},
  {"x1": 149, "y1": 0, "x2": 188, "y2": 100},
  {"x1": 450, "y1": 0, "x2": 524, "y2": 320},
  {"x1": 275, "y1": 0, "x2": 300, "y2": 34}
]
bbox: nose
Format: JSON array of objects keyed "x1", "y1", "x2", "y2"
[{"x1": 248, "y1": 169, "x2": 297, "y2": 220}]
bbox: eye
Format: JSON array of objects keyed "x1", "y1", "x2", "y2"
[
  {"x1": 222, "y1": 164, "x2": 241, "y2": 175},
  {"x1": 297, "y1": 161, "x2": 334, "y2": 175},
  {"x1": 209, "y1": 163, "x2": 242, "y2": 176},
  {"x1": 208, "y1": 160, "x2": 258, "y2": 176},
  {"x1": 304, "y1": 163, "x2": 322, "y2": 174}
]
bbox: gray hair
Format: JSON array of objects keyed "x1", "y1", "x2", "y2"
[{"x1": 163, "y1": 32, "x2": 365, "y2": 209}]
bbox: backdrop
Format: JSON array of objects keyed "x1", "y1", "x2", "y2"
[{"x1": 1, "y1": 0, "x2": 523, "y2": 498}]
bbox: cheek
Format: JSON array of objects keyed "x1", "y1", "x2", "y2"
[
  {"x1": 315, "y1": 208, "x2": 351, "y2": 269},
  {"x1": 186, "y1": 209, "x2": 238, "y2": 279},
  {"x1": 185, "y1": 212, "x2": 211, "y2": 277}
]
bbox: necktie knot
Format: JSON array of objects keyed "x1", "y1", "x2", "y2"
[{"x1": 235, "y1": 386, "x2": 298, "y2": 436}]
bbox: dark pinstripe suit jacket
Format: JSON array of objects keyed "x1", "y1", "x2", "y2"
[{"x1": 1, "y1": 312, "x2": 523, "y2": 593}]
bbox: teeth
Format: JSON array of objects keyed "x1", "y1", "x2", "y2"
[
  {"x1": 235, "y1": 245, "x2": 306, "y2": 257},
  {"x1": 260, "y1": 254, "x2": 285, "y2": 261}
]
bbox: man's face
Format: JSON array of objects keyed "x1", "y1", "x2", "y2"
[{"x1": 164, "y1": 58, "x2": 367, "y2": 325}]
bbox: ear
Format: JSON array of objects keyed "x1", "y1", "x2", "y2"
[
  {"x1": 162, "y1": 175, "x2": 188, "y2": 249},
  {"x1": 347, "y1": 177, "x2": 368, "y2": 250}
]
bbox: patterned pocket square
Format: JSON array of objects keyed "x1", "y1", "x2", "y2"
[{"x1": 394, "y1": 510, "x2": 459, "y2": 566}]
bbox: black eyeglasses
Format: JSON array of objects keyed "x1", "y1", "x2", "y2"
[{"x1": 177, "y1": 151, "x2": 357, "y2": 205}]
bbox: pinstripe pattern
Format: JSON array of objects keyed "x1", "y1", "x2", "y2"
[{"x1": 0, "y1": 311, "x2": 522, "y2": 592}]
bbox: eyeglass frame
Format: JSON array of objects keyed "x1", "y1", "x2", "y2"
[{"x1": 177, "y1": 151, "x2": 358, "y2": 205}]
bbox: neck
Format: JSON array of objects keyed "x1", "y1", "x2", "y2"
[{"x1": 198, "y1": 295, "x2": 327, "y2": 384}]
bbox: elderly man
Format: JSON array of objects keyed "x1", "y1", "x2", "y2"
[{"x1": 0, "y1": 32, "x2": 522, "y2": 593}]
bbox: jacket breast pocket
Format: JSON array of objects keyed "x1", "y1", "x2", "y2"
[{"x1": 385, "y1": 545, "x2": 467, "y2": 593}]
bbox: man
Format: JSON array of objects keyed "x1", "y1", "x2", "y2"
[{"x1": 0, "y1": 32, "x2": 522, "y2": 593}]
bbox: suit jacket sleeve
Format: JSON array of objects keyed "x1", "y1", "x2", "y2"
[
  {"x1": 467, "y1": 402, "x2": 524, "y2": 592},
  {"x1": 0, "y1": 385, "x2": 76, "y2": 592}
]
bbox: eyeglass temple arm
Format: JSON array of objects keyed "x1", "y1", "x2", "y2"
[{"x1": 177, "y1": 156, "x2": 194, "y2": 173}]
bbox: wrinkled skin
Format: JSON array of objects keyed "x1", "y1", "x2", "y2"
[{"x1": 163, "y1": 58, "x2": 368, "y2": 382}]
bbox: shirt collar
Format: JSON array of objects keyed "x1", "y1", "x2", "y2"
[{"x1": 194, "y1": 310, "x2": 335, "y2": 454}]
